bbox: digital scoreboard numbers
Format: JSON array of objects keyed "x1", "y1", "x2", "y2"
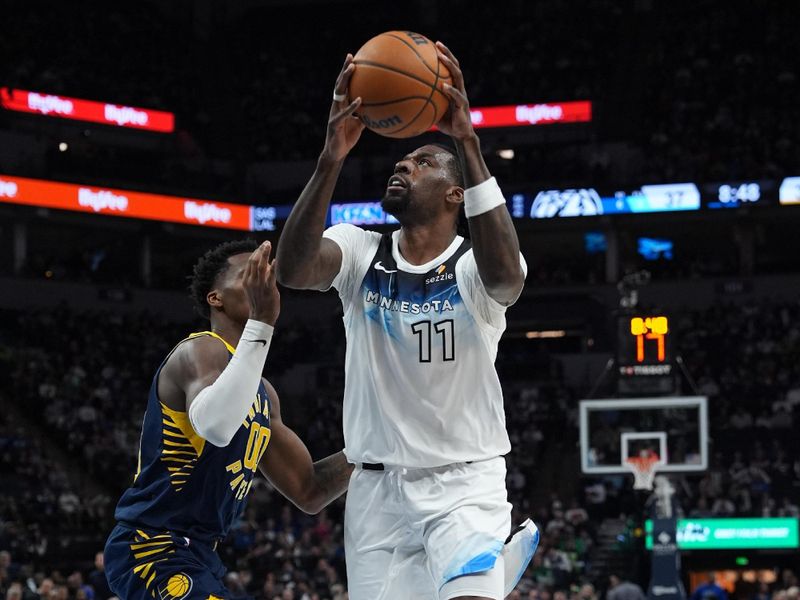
[
  {"x1": 704, "y1": 181, "x2": 767, "y2": 209},
  {"x1": 630, "y1": 316, "x2": 668, "y2": 363},
  {"x1": 617, "y1": 315, "x2": 673, "y2": 377}
]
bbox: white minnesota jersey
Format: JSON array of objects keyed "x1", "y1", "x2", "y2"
[{"x1": 323, "y1": 225, "x2": 526, "y2": 467}]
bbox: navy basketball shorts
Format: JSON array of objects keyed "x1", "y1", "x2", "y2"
[{"x1": 104, "y1": 524, "x2": 245, "y2": 600}]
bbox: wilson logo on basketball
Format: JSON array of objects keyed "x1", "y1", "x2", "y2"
[
  {"x1": 404, "y1": 31, "x2": 429, "y2": 46},
  {"x1": 360, "y1": 114, "x2": 403, "y2": 130}
]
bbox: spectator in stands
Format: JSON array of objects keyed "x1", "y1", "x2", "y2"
[
  {"x1": 37, "y1": 579, "x2": 54, "y2": 600},
  {"x1": 0, "y1": 553, "x2": 15, "y2": 583},
  {"x1": 752, "y1": 581, "x2": 771, "y2": 600},
  {"x1": 730, "y1": 407, "x2": 753, "y2": 429},
  {"x1": 579, "y1": 583, "x2": 598, "y2": 600},
  {"x1": 584, "y1": 481, "x2": 607, "y2": 519},
  {"x1": 607, "y1": 574, "x2": 645, "y2": 600},
  {"x1": 543, "y1": 547, "x2": 573, "y2": 589},
  {"x1": 779, "y1": 497, "x2": 800, "y2": 517},
  {"x1": 689, "y1": 496, "x2": 713, "y2": 518},
  {"x1": 87, "y1": 553, "x2": 111, "y2": 600},
  {"x1": 565, "y1": 501, "x2": 589, "y2": 528},
  {"x1": 690, "y1": 573, "x2": 729, "y2": 600},
  {"x1": 5, "y1": 583, "x2": 22, "y2": 600}
]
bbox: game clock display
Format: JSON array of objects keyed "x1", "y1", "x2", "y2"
[{"x1": 617, "y1": 315, "x2": 673, "y2": 377}]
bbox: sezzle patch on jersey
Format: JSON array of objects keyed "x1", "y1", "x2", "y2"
[
  {"x1": 425, "y1": 272, "x2": 454, "y2": 285},
  {"x1": 424, "y1": 262, "x2": 453, "y2": 285}
]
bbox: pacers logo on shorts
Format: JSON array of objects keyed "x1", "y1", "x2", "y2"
[{"x1": 159, "y1": 573, "x2": 192, "y2": 600}]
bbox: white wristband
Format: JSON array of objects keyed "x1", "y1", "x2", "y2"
[
  {"x1": 463, "y1": 176, "x2": 507, "y2": 218},
  {"x1": 188, "y1": 319, "x2": 274, "y2": 447},
  {"x1": 239, "y1": 319, "x2": 274, "y2": 354}
]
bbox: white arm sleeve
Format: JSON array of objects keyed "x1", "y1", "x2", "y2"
[{"x1": 187, "y1": 319, "x2": 274, "y2": 447}]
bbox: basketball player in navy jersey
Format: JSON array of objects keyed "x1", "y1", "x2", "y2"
[
  {"x1": 104, "y1": 240, "x2": 352, "y2": 600},
  {"x1": 276, "y1": 44, "x2": 538, "y2": 600}
]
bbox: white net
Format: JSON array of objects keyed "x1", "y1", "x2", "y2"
[{"x1": 625, "y1": 455, "x2": 660, "y2": 490}]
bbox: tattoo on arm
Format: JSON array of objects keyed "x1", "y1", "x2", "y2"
[
  {"x1": 276, "y1": 159, "x2": 344, "y2": 289},
  {"x1": 454, "y1": 135, "x2": 490, "y2": 188},
  {"x1": 312, "y1": 451, "x2": 353, "y2": 509}
]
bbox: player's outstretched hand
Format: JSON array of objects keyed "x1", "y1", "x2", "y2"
[
  {"x1": 435, "y1": 42, "x2": 475, "y2": 142},
  {"x1": 323, "y1": 54, "x2": 366, "y2": 162},
  {"x1": 244, "y1": 241, "x2": 280, "y2": 326}
]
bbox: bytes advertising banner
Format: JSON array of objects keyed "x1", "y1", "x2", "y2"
[
  {"x1": 1, "y1": 88, "x2": 175, "y2": 132},
  {"x1": 0, "y1": 174, "x2": 276, "y2": 231}
]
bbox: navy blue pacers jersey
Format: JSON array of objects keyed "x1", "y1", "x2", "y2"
[{"x1": 114, "y1": 331, "x2": 272, "y2": 543}]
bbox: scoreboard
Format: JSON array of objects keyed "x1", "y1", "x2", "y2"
[{"x1": 617, "y1": 314, "x2": 674, "y2": 393}]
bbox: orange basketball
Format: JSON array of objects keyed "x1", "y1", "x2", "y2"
[{"x1": 349, "y1": 31, "x2": 452, "y2": 139}]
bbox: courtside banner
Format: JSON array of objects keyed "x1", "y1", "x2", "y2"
[
  {"x1": 0, "y1": 88, "x2": 175, "y2": 133},
  {"x1": 0, "y1": 174, "x2": 254, "y2": 230},
  {"x1": 432, "y1": 100, "x2": 591, "y2": 131}
]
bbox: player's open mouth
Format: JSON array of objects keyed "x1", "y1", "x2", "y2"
[{"x1": 386, "y1": 175, "x2": 407, "y2": 191}]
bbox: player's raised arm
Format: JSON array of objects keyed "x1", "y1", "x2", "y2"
[
  {"x1": 276, "y1": 54, "x2": 366, "y2": 291},
  {"x1": 257, "y1": 380, "x2": 353, "y2": 514},
  {"x1": 436, "y1": 41, "x2": 526, "y2": 306},
  {"x1": 160, "y1": 242, "x2": 280, "y2": 447}
]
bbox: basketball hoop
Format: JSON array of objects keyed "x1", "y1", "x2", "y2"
[{"x1": 625, "y1": 454, "x2": 661, "y2": 490}]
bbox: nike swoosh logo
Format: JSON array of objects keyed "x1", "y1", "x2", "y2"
[
  {"x1": 374, "y1": 261, "x2": 397, "y2": 274},
  {"x1": 242, "y1": 338, "x2": 268, "y2": 346}
]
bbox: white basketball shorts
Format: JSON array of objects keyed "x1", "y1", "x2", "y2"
[{"x1": 344, "y1": 457, "x2": 512, "y2": 600}]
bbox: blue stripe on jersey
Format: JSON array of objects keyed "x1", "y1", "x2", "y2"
[
  {"x1": 360, "y1": 234, "x2": 470, "y2": 338},
  {"x1": 114, "y1": 332, "x2": 271, "y2": 543}
]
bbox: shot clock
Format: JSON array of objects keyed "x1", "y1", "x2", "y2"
[
  {"x1": 630, "y1": 316, "x2": 668, "y2": 363},
  {"x1": 617, "y1": 315, "x2": 673, "y2": 378}
]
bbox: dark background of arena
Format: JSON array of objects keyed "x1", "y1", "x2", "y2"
[{"x1": 1, "y1": 1, "x2": 799, "y2": 600}]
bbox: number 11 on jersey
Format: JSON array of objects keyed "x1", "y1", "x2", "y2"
[{"x1": 411, "y1": 319, "x2": 455, "y2": 363}]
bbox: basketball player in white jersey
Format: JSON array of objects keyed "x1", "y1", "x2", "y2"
[{"x1": 276, "y1": 43, "x2": 539, "y2": 600}]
